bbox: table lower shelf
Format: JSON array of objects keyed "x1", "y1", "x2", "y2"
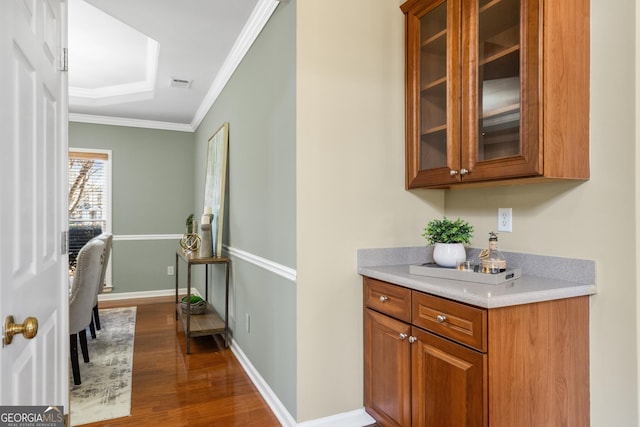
[{"x1": 176, "y1": 302, "x2": 226, "y2": 338}]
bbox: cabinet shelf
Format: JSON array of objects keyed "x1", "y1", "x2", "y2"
[
  {"x1": 479, "y1": 0, "x2": 520, "y2": 38},
  {"x1": 481, "y1": 44, "x2": 520, "y2": 67},
  {"x1": 421, "y1": 76, "x2": 446, "y2": 92},
  {"x1": 482, "y1": 102, "x2": 519, "y2": 120},
  {"x1": 422, "y1": 123, "x2": 447, "y2": 136},
  {"x1": 421, "y1": 28, "x2": 446, "y2": 54}
]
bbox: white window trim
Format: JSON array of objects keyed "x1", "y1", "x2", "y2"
[{"x1": 69, "y1": 147, "x2": 113, "y2": 288}]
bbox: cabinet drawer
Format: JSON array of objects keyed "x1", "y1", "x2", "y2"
[
  {"x1": 412, "y1": 292, "x2": 486, "y2": 352},
  {"x1": 364, "y1": 277, "x2": 411, "y2": 323}
]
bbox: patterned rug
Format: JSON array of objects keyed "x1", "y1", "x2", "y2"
[{"x1": 70, "y1": 307, "x2": 137, "y2": 426}]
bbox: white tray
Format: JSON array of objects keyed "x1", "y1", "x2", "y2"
[{"x1": 409, "y1": 263, "x2": 521, "y2": 285}]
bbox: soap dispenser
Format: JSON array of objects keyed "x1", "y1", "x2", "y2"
[{"x1": 480, "y1": 232, "x2": 506, "y2": 274}]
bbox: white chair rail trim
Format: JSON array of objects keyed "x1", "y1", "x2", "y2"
[
  {"x1": 110, "y1": 235, "x2": 296, "y2": 282},
  {"x1": 113, "y1": 234, "x2": 182, "y2": 241},
  {"x1": 224, "y1": 245, "x2": 296, "y2": 283}
]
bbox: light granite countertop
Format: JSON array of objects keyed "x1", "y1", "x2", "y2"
[{"x1": 358, "y1": 247, "x2": 597, "y2": 309}]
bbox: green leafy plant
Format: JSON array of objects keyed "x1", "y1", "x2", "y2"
[
  {"x1": 181, "y1": 295, "x2": 204, "y2": 304},
  {"x1": 422, "y1": 217, "x2": 474, "y2": 245},
  {"x1": 185, "y1": 213, "x2": 194, "y2": 233}
]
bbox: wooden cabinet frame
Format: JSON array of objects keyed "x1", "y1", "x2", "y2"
[
  {"x1": 402, "y1": 0, "x2": 589, "y2": 189},
  {"x1": 363, "y1": 277, "x2": 590, "y2": 426}
]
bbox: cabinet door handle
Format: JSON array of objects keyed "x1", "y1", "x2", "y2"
[
  {"x1": 399, "y1": 333, "x2": 408, "y2": 340},
  {"x1": 436, "y1": 314, "x2": 447, "y2": 323},
  {"x1": 460, "y1": 168, "x2": 469, "y2": 176},
  {"x1": 379, "y1": 295, "x2": 389, "y2": 303},
  {"x1": 449, "y1": 169, "x2": 458, "y2": 176},
  {"x1": 408, "y1": 336, "x2": 417, "y2": 344}
]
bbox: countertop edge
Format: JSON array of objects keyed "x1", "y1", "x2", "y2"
[{"x1": 359, "y1": 265, "x2": 597, "y2": 309}]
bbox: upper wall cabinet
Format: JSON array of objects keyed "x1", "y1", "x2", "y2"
[{"x1": 401, "y1": 0, "x2": 590, "y2": 189}]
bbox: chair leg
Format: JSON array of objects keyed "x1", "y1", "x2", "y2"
[
  {"x1": 93, "y1": 304, "x2": 101, "y2": 330},
  {"x1": 70, "y1": 333, "x2": 81, "y2": 385},
  {"x1": 79, "y1": 329, "x2": 90, "y2": 363},
  {"x1": 89, "y1": 318, "x2": 96, "y2": 339}
]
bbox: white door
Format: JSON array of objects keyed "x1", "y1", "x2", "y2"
[{"x1": 0, "y1": 0, "x2": 69, "y2": 413}]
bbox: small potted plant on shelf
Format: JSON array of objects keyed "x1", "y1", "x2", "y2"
[
  {"x1": 181, "y1": 295, "x2": 206, "y2": 315},
  {"x1": 422, "y1": 217, "x2": 474, "y2": 268}
]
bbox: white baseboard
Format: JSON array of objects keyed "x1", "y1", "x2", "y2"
[
  {"x1": 98, "y1": 288, "x2": 201, "y2": 301},
  {"x1": 229, "y1": 339, "x2": 375, "y2": 427}
]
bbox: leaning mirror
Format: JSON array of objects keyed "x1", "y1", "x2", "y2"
[{"x1": 204, "y1": 122, "x2": 229, "y2": 257}]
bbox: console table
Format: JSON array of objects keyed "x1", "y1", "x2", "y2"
[{"x1": 175, "y1": 249, "x2": 230, "y2": 354}]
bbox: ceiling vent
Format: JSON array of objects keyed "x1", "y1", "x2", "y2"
[{"x1": 169, "y1": 78, "x2": 193, "y2": 89}]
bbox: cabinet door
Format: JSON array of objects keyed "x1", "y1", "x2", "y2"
[
  {"x1": 411, "y1": 327, "x2": 487, "y2": 427},
  {"x1": 364, "y1": 309, "x2": 412, "y2": 427},
  {"x1": 403, "y1": 0, "x2": 462, "y2": 188},
  {"x1": 461, "y1": 0, "x2": 541, "y2": 181}
]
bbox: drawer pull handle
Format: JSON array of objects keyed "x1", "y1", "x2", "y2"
[
  {"x1": 408, "y1": 336, "x2": 417, "y2": 344},
  {"x1": 379, "y1": 295, "x2": 389, "y2": 303},
  {"x1": 436, "y1": 314, "x2": 447, "y2": 323},
  {"x1": 399, "y1": 333, "x2": 408, "y2": 340}
]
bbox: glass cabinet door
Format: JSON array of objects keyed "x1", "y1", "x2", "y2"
[
  {"x1": 419, "y1": 1, "x2": 449, "y2": 170},
  {"x1": 475, "y1": 0, "x2": 521, "y2": 161},
  {"x1": 404, "y1": 0, "x2": 461, "y2": 188}
]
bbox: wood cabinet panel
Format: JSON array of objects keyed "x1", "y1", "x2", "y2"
[
  {"x1": 402, "y1": 0, "x2": 589, "y2": 189},
  {"x1": 364, "y1": 276, "x2": 412, "y2": 322},
  {"x1": 487, "y1": 296, "x2": 590, "y2": 427},
  {"x1": 412, "y1": 291, "x2": 487, "y2": 351},
  {"x1": 411, "y1": 327, "x2": 487, "y2": 427},
  {"x1": 364, "y1": 309, "x2": 411, "y2": 427},
  {"x1": 363, "y1": 277, "x2": 590, "y2": 426}
]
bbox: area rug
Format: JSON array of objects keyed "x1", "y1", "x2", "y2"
[{"x1": 70, "y1": 307, "x2": 137, "y2": 426}]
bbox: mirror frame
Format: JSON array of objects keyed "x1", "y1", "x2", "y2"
[{"x1": 204, "y1": 122, "x2": 229, "y2": 257}]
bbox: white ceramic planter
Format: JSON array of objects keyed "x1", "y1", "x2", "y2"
[{"x1": 432, "y1": 243, "x2": 467, "y2": 268}]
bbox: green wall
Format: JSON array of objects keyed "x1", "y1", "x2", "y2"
[
  {"x1": 193, "y1": 0, "x2": 297, "y2": 417},
  {"x1": 69, "y1": 122, "x2": 195, "y2": 293}
]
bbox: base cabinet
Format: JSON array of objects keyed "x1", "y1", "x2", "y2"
[
  {"x1": 363, "y1": 276, "x2": 589, "y2": 427},
  {"x1": 364, "y1": 309, "x2": 411, "y2": 426},
  {"x1": 411, "y1": 327, "x2": 486, "y2": 426}
]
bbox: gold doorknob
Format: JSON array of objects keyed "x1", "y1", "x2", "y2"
[{"x1": 3, "y1": 315, "x2": 38, "y2": 346}]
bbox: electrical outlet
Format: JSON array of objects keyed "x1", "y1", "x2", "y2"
[
  {"x1": 245, "y1": 313, "x2": 250, "y2": 333},
  {"x1": 167, "y1": 266, "x2": 174, "y2": 276},
  {"x1": 498, "y1": 208, "x2": 512, "y2": 232}
]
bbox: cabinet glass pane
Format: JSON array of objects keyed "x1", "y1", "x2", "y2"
[
  {"x1": 477, "y1": 0, "x2": 520, "y2": 161},
  {"x1": 419, "y1": 2, "x2": 447, "y2": 170}
]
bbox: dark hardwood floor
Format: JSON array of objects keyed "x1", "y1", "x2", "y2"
[{"x1": 79, "y1": 297, "x2": 280, "y2": 427}]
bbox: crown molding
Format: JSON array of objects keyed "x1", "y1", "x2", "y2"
[
  {"x1": 69, "y1": 0, "x2": 279, "y2": 133},
  {"x1": 190, "y1": 0, "x2": 280, "y2": 131},
  {"x1": 69, "y1": 113, "x2": 194, "y2": 132}
]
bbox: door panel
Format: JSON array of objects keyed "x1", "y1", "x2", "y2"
[
  {"x1": 411, "y1": 327, "x2": 487, "y2": 427},
  {"x1": 364, "y1": 309, "x2": 411, "y2": 427},
  {"x1": 0, "y1": 0, "x2": 68, "y2": 412}
]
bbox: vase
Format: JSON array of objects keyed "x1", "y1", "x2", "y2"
[
  {"x1": 199, "y1": 223, "x2": 213, "y2": 258},
  {"x1": 432, "y1": 243, "x2": 466, "y2": 268}
]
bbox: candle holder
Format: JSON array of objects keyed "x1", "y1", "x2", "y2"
[{"x1": 199, "y1": 223, "x2": 213, "y2": 258}]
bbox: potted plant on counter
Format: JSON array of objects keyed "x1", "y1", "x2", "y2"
[{"x1": 422, "y1": 217, "x2": 474, "y2": 268}]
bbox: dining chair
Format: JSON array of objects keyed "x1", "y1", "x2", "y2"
[
  {"x1": 88, "y1": 233, "x2": 112, "y2": 338},
  {"x1": 69, "y1": 238, "x2": 105, "y2": 385}
]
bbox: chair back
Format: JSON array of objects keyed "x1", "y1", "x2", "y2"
[
  {"x1": 69, "y1": 239, "x2": 105, "y2": 334},
  {"x1": 93, "y1": 233, "x2": 113, "y2": 295}
]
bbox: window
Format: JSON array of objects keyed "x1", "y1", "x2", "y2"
[{"x1": 68, "y1": 149, "x2": 112, "y2": 287}]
